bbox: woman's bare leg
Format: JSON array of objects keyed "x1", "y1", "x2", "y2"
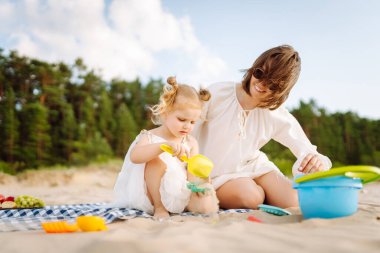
[
  {"x1": 254, "y1": 171, "x2": 298, "y2": 208},
  {"x1": 216, "y1": 177, "x2": 265, "y2": 209},
  {"x1": 144, "y1": 158, "x2": 170, "y2": 219}
]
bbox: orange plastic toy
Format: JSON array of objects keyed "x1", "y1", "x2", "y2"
[
  {"x1": 41, "y1": 216, "x2": 107, "y2": 233},
  {"x1": 41, "y1": 221, "x2": 78, "y2": 233},
  {"x1": 76, "y1": 216, "x2": 108, "y2": 232}
]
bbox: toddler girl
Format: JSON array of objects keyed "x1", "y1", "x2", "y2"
[{"x1": 113, "y1": 76, "x2": 218, "y2": 219}]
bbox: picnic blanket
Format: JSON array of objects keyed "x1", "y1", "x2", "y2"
[{"x1": 0, "y1": 203, "x2": 251, "y2": 232}]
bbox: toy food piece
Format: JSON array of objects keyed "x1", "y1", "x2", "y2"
[
  {"x1": 0, "y1": 195, "x2": 15, "y2": 208},
  {"x1": 5, "y1": 196, "x2": 14, "y2": 202},
  {"x1": 15, "y1": 195, "x2": 45, "y2": 208},
  {"x1": 41, "y1": 216, "x2": 107, "y2": 233},
  {"x1": 1, "y1": 201, "x2": 16, "y2": 209},
  {"x1": 76, "y1": 216, "x2": 107, "y2": 232},
  {"x1": 0, "y1": 194, "x2": 5, "y2": 203},
  {"x1": 42, "y1": 221, "x2": 79, "y2": 233}
]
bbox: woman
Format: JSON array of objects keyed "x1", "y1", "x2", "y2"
[{"x1": 192, "y1": 45, "x2": 331, "y2": 209}]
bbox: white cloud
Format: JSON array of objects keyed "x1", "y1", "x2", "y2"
[{"x1": 0, "y1": 0, "x2": 227, "y2": 82}]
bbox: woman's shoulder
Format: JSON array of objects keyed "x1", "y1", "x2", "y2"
[
  {"x1": 264, "y1": 105, "x2": 290, "y2": 115},
  {"x1": 259, "y1": 105, "x2": 295, "y2": 123},
  {"x1": 204, "y1": 82, "x2": 237, "y2": 107}
]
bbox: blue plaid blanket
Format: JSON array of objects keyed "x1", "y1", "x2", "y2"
[{"x1": 0, "y1": 203, "x2": 251, "y2": 232}]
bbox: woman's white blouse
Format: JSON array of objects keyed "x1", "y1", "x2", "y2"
[{"x1": 192, "y1": 82, "x2": 331, "y2": 188}]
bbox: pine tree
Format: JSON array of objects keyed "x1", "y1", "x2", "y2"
[
  {"x1": 97, "y1": 90, "x2": 115, "y2": 146},
  {"x1": 19, "y1": 102, "x2": 51, "y2": 168},
  {"x1": 114, "y1": 104, "x2": 138, "y2": 157},
  {"x1": 81, "y1": 96, "x2": 96, "y2": 140},
  {"x1": 60, "y1": 103, "x2": 77, "y2": 163},
  {"x1": 0, "y1": 86, "x2": 19, "y2": 163}
]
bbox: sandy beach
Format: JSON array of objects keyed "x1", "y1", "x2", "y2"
[{"x1": 1, "y1": 161, "x2": 380, "y2": 253}]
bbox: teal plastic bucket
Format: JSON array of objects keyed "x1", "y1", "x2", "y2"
[{"x1": 293, "y1": 176, "x2": 362, "y2": 219}]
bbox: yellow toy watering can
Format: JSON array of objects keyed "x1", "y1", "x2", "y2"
[{"x1": 160, "y1": 144, "x2": 214, "y2": 178}]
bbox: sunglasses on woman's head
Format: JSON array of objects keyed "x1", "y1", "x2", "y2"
[
  {"x1": 252, "y1": 68, "x2": 277, "y2": 91},
  {"x1": 252, "y1": 68, "x2": 264, "y2": 80}
]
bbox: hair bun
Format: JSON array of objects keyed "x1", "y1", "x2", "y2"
[
  {"x1": 167, "y1": 76, "x2": 177, "y2": 86},
  {"x1": 199, "y1": 88, "x2": 211, "y2": 101}
]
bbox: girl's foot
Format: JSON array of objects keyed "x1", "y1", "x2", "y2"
[
  {"x1": 153, "y1": 206, "x2": 170, "y2": 221},
  {"x1": 187, "y1": 182, "x2": 219, "y2": 214}
]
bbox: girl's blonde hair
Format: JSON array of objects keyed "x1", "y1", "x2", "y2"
[
  {"x1": 242, "y1": 45, "x2": 301, "y2": 110},
  {"x1": 149, "y1": 76, "x2": 211, "y2": 125}
]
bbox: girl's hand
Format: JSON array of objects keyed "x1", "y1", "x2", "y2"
[
  {"x1": 298, "y1": 154, "x2": 324, "y2": 174},
  {"x1": 166, "y1": 142, "x2": 190, "y2": 160}
]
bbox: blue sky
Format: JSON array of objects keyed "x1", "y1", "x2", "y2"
[{"x1": 0, "y1": 0, "x2": 379, "y2": 119}]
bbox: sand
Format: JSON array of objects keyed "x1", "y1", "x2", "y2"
[{"x1": 1, "y1": 161, "x2": 380, "y2": 253}]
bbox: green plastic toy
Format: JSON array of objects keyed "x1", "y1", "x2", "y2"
[
  {"x1": 294, "y1": 165, "x2": 380, "y2": 184},
  {"x1": 258, "y1": 204, "x2": 291, "y2": 216},
  {"x1": 186, "y1": 182, "x2": 210, "y2": 193}
]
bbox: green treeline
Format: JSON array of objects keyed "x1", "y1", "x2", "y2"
[
  {"x1": 0, "y1": 49, "x2": 161, "y2": 173},
  {"x1": 0, "y1": 49, "x2": 379, "y2": 174},
  {"x1": 262, "y1": 100, "x2": 380, "y2": 174}
]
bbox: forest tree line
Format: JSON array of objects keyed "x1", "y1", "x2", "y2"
[{"x1": 0, "y1": 49, "x2": 379, "y2": 174}]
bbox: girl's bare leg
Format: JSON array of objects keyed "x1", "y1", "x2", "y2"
[
  {"x1": 216, "y1": 177, "x2": 265, "y2": 209},
  {"x1": 144, "y1": 157, "x2": 170, "y2": 219},
  {"x1": 254, "y1": 171, "x2": 299, "y2": 208}
]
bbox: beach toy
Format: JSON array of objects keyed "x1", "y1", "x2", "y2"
[
  {"x1": 293, "y1": 165, "x2": 380, "y2": 219},
  {"x1": 247, "y1": 215, "x2": 263, "y2": 223},
  {"x1": 258, "y1": 204, "x2": 291, "y2": 216},
  {"x1": 41, "y1": 221, "x2": 79, "y2": 233},
  {"x1": 41, "y1": 216, "x2": 107, "y2": 233},
  {"x1": 160, "y1": 144, "x2": 214, "y2": 178},
  {"x1": 76, "y1": 216, "x2": 108, "y2": 232},
  {"x1": 294, "y1": 165, "x2": 380, "y2": 184},
  {"x1": 186, "y1": 182, "x2": 212, "y2": 193}
]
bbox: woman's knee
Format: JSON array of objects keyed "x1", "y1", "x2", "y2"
[
  {"x1": 238, "y1": 186, "x2": 265, "y2": 209},
  {"x1": 218, "y1": 185, "x2": 264, "y2": 209},
  {"x1": 285, "y1": 189, "x2": 299, "y2": 208}
]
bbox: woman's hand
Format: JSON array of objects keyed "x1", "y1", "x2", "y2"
[
  {"x1": 298, "y1": 154, "x2": 325, "y2": 174},
  {"x1": 166, "y1": 142, "x2": 190, "y2": 160}
]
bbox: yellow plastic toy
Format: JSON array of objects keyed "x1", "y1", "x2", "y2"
[
  {"x1": 160, "y1": 144, "x2": 214, "y2": 178},
  {"x1": 41, "y1": 216, "x2": 107, "y2": 233},
  {"x1": 76, "y1": 216, "x2": 107, "y2": 232},
  {"x1": 41, "y1": 221, "x2": 78, "y2": 233}
]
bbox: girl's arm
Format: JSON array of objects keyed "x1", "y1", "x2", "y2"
[
  {"x1": 130, "y1": 134, "x2": 190, "y2": 164},
  {"x1": 130, "y1": 134, "x2": 165, "y2": 164}
]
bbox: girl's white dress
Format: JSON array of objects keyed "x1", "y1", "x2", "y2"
[
  {"x1": 192, "y1": 82, "x2": 332, "y2": 189},
  {"x1": 112, "y1": 130, "x2": 191, "y2": 214}
]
